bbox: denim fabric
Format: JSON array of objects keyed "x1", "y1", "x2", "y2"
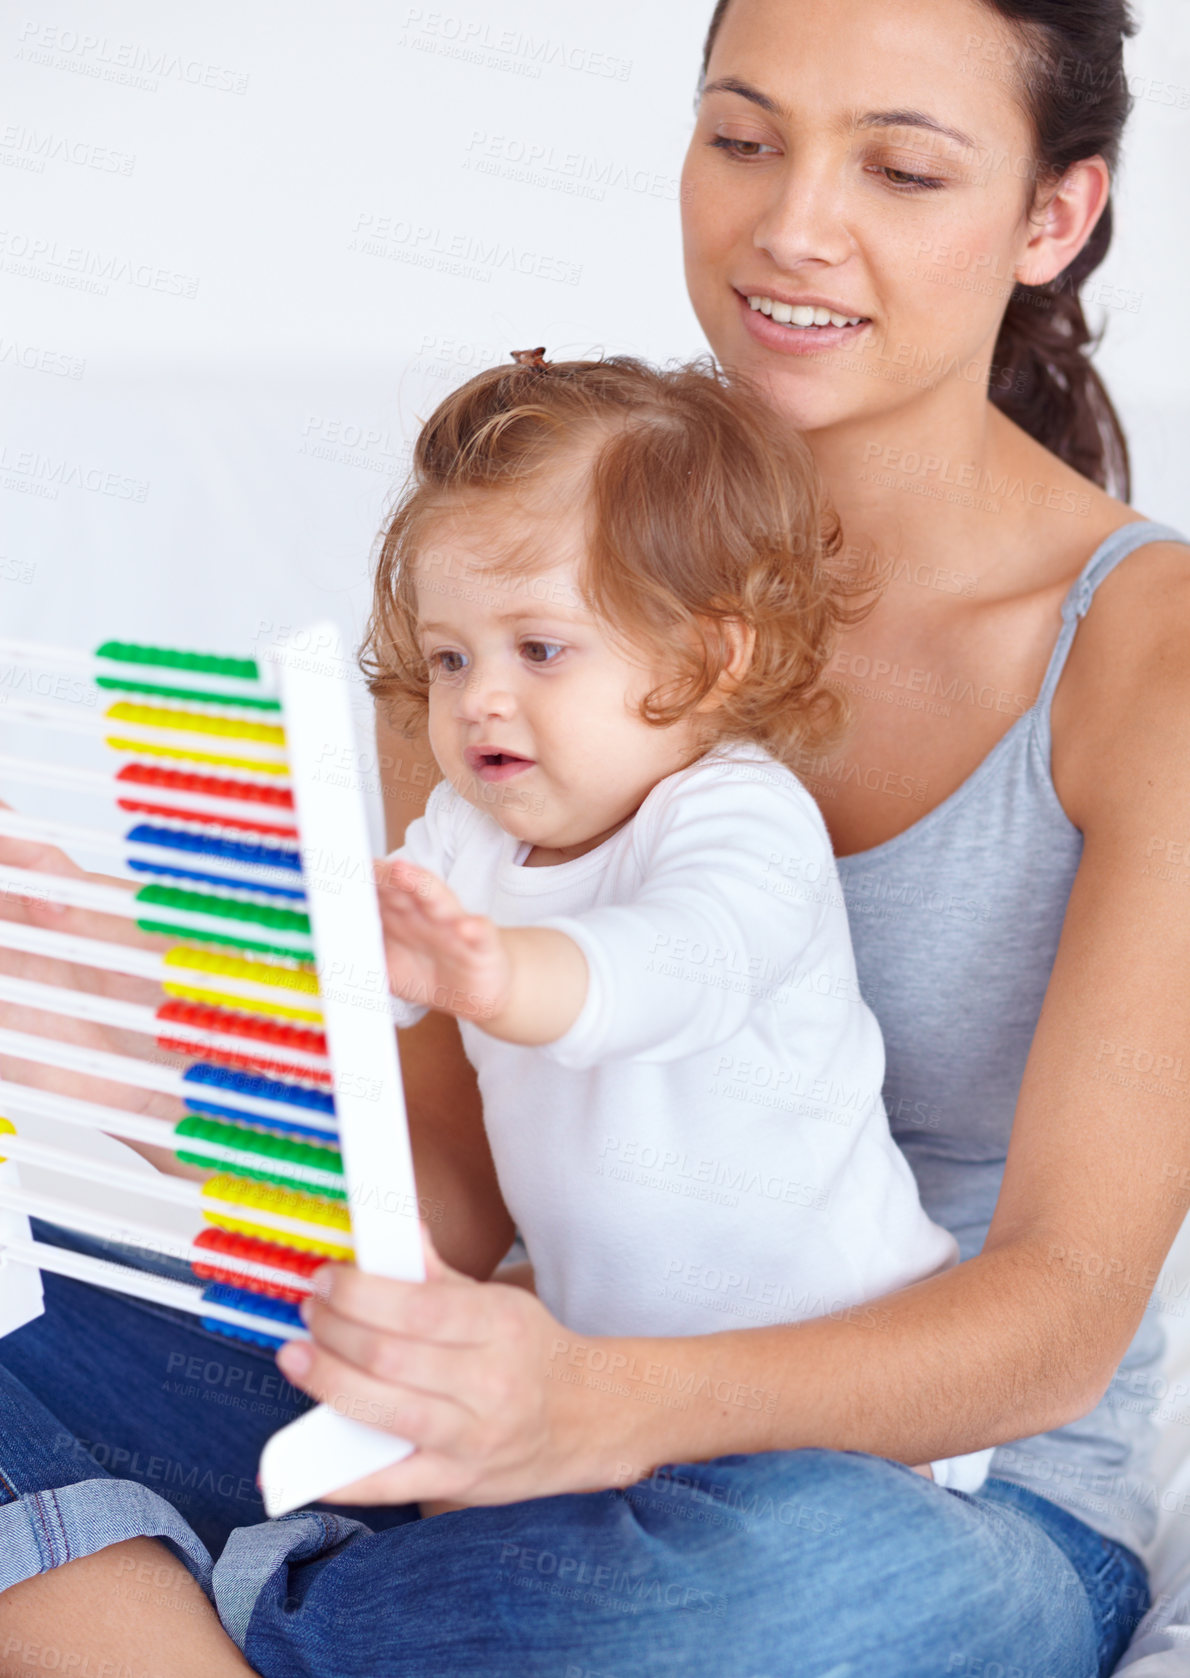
[
  {"x1": 0, "y1": 1359, "x2": 215, "y2": 1595},
  {"x1": 0, "y1": 1221, "x2": 419, "y2": 1561},
  {"x1": 0, "y1": 1223, "x2": 1150, "y2": 1677}
]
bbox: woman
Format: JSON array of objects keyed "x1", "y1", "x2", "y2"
[{"x1": 0, "y1": 0, "x2": 1185, "y2": 1672}]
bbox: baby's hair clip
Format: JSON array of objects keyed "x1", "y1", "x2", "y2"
[{"x1": 510, "y1": 345, "x2": 549, "y2": 368}]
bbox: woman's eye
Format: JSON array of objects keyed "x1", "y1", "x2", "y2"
[
  {"x1": 877, "y1": 165, "x2": 945, "y2": 191},
  {"x1": 520, "y1": 640, "x2": 564, "y2": 665},
  {"x1": 431, "y1": 649, "x2": 467, "y2": 675},
  {"x1": 708, "y1": 136, "x2": 779, "y2": 161}
]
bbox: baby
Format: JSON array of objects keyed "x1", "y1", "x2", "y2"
[{"x1": 362, "y1": 348, "x2": 993, "y2": 1493}]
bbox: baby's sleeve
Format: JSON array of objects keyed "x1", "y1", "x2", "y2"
[
  {"x1": 536, "y1": 761, "x2": 833, "y2": 1068},
  {"x1": 928, "y1": 1448, "x2": 995, "y2": 1493},
  {"x1": 382, "y1": 777, "x2": 467, "y2": 1030}
]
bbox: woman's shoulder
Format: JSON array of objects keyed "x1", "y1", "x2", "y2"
[
  {"x1": 1050, "y1": 502, "x2": 1190, "y2": 834},
  {"x1": 988, "y1": 416, "x2": 1182, "y2": 592}
]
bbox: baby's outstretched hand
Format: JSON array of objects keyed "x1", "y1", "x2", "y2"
[{"x1": 376, "y1": 857, "x2": 511, "y2": 1026}]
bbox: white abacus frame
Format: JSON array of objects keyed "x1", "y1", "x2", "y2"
[{"x1": 0, "y1": 624, "x2": 425, "y2": 1517}]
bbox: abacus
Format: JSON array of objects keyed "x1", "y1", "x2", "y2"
[{"x1": 0, "y1": 625, "x2": 423, "y2": 1516}]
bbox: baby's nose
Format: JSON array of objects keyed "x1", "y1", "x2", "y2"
[{"x1": 456, "y1": 669, "x2": 516, "y2": 719}]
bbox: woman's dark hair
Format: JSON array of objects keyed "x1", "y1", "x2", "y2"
[{"x1": 699, "y1": 0, "x2": 1137, "y2": 498}]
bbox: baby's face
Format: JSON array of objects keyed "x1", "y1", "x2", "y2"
[{"x1": 413, "y1": 498, "x2": 709, "y2": 857}]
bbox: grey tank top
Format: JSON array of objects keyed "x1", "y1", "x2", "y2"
[{"x1": 834, "y1": 518, "x2": 1190, "y2": 1557}]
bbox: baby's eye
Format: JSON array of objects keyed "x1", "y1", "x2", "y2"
[
  {"x1": 520, "y1": 639, "x2": 564, "y2": 665},
  {"x1": 430, "y1": 649, "x2": 468, "y2": 675}
]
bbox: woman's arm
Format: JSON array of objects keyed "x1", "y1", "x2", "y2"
[{"x1": 278, "y1": 557, "x2": 1190, "y2": 1504}]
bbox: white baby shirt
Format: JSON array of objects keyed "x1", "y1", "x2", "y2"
[{"x1": 388, "y1": 741, "x2": 992, "y2": 1493}]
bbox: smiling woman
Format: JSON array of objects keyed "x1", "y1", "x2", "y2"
[
  {"x1": 1, "y1": 1, "x2": 1188, "y2": 1676},
  {"x1": 684, "y1": 0, "x2": 1131, "y2": 487}
]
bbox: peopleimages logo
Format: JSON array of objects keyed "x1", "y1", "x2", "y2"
[
  {"x1": 0, "y1": 442, "x2": 149, "y2": 502},
  {"x1": 0, "y1": 664, "x2": 94, "y2": 705},
  {"x1": 0, "y1": 229, "x2": 199, "y2": 299},
  {"x1": 15, "y1": 22, "x2": 250, "y2": 93},
  {"x1": 549, "y1": 1338, "x2": 780, "y2": 1413},
  {"x1": 0, "y1": 336, "x2": 85, "y2": 377},
  {"x1": 861, "y1": 441, "x2": 1091, "y2": 515},
  {"x1": 400, "y1": 9, "x2": 632, "y2": 81}
]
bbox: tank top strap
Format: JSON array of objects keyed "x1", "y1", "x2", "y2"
[{"x1": 1034, "y1": 519, "x2": 1190, "y2": 722}]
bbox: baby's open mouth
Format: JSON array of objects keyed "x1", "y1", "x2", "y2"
[{"x1": 464, "y1": 746, "x2": 535, "y2": 782}]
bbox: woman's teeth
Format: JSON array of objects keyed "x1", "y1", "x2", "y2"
[{"x1": 747, "y1": 296, "x2": 864, "y2": 328}]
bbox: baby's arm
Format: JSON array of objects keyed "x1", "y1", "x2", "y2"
[
  {"x1": 380, "y1": 757, "x2": 826, "y2": 1059},
  {"x1": 377, "y1": 857, "x2": 588, "y2": 1044},
  {"x1": 528, "y1": 763, "x2": 831, "y2": 1068}
]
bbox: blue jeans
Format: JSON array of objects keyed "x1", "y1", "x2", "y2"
[{"x1": 0, "y1": 1222, "x2": 1150, "y2": 1677}]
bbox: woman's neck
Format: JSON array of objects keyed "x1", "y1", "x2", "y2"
[
  {"x1": 812, "y1": 381, "x2": 995, "y2": 535},
  {"x1": 805, "y1": 394, "x2": 1108, "y2": 607}
]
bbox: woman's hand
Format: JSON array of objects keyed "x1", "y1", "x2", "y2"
[
  {"x1": 0, "y1": 811, "x2": 166, "y2": 1011},
  {"x1": 275, "y1": 1224, "x2": 611, "y2": 1508},
  {"x1": 376, "y1": 857, "x2": 511, "y2": 1026},
  {"x1": 0, "y1": 809, "x2": 192, "y2": 1172}
]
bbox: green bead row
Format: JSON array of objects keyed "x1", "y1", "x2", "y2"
[
  {"x1": 176, "y1": 1146, "x2": 347, "y2": 1198},
  {"x1": 175, "y1": 1114, "x2": 343, "y2": 1179},
  {"x1": 95, "y1": 640, "x2": 260, "y2": 680},
  {"x1": 134, "y1": 883, "x2": 310, "y2": 936},
  {"x1": 95, "y1": 675, "x2": 280, "y2": 712}
]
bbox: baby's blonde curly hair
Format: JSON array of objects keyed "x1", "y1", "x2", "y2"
[{"x1": 360, "y1": 351, "x2": 883, "y2": 767}]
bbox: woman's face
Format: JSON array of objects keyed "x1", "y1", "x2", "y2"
[{"x1": 681, "y1": 0, "x2": 1045, "y2": 434}]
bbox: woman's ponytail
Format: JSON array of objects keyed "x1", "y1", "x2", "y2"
[
  {"x1": 982, "y1": 1, "x2": 1138, "y2": 497},
  {"x1": 991, "y1": 204, "x2": 1129, "y2": 497}
]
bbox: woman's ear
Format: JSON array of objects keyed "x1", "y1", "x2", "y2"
[{"x1": 1015, "y1": 155, "x2": 1111, "y2": 289}]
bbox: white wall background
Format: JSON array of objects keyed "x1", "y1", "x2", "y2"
[{"x1": 3, "y1": 0, "x2": 1187, "y2": 815}]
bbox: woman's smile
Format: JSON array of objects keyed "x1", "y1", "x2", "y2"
[{"x1": 735, "y1": 286, "x2": 872, "y2": 354}]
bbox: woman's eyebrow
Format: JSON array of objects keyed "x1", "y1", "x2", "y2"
[
  {"x1": 856, "y1": 108, "x2": 980, "y2": 154},
  {"x1": 700, "y1": 73, "x2": 789, "y2": 115},
  {"x1": 700, "y1": 76, "x2": 978, "y2": 153}
]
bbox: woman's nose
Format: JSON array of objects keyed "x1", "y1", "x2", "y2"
[{"x1": 752, "y1": 157, "x2": 854, "y2": 273}]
